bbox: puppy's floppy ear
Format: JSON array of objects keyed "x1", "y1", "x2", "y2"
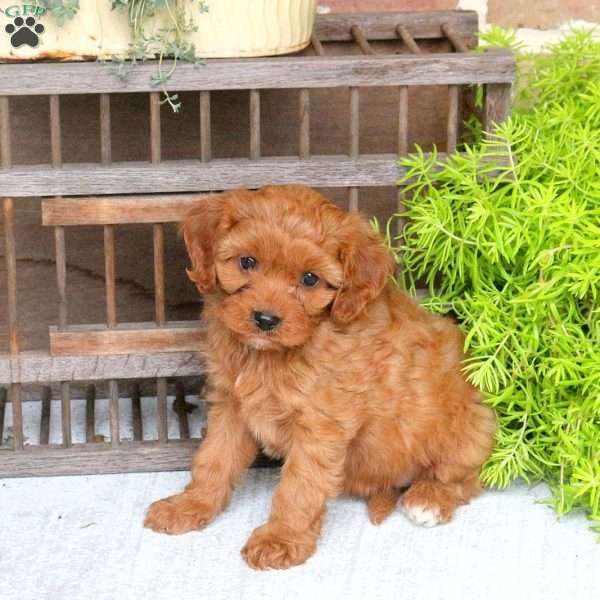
[
  {"x1": 181, "y1": 193, "x2": 236, "y2": 293},
  {"x1": 331, "y1": 214, "x2": 395, "y2": 324}
]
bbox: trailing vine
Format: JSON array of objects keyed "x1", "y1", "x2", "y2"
[
  {"x1": 111, "y1": 0, "x2": 205, "y2": 112},
  {"x1": 37, "y1": 0, "x2": 80, "y2": 25},
  {"x1": 38, "y1": 0, "x2": 210, "y2": 112}
]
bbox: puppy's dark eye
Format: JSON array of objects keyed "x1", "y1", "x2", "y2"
[
  {"x1": 240, "y1": 256, "x2": 257, "y2": 271},
  {"x1": 301, "y1": 272, "x2": 320, "y2": 287}
]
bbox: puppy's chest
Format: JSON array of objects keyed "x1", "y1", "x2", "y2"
[{"x1": 233, "y1": 364, "x2": 301, "y2": 457}]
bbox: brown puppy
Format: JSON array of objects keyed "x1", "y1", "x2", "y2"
[{"x1": 144, "y1": 185, "x2": 496, "y2": 569}]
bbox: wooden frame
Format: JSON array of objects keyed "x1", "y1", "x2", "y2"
[
  {"x1": 49, "y1": 321, "x2": 206, "y2": 356},
  {"x1": 0, "y1": 153, "x2": 449, "y2": 197},
  {"x1": 0, "y1": 51, "x2": 512, "y2": 96},
  {"x1": 0, "y1": 10, "x2": 515, "y2": 477}
]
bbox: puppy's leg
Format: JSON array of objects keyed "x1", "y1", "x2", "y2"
[
  {"x1": 144, "y1": 399, "x2": 257, "y2": 535},
  {"x1": 367, "y1": 489, "x2": 401, "y2": 525},
  {"x1": 401, "y1": 393, "x2": 496, "y2": 527},
  {"x1": 241, "y1": 418, "x2": 348, "y2": 570}
]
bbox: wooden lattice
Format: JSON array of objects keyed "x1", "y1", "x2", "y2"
[{"x1": 0, "y1": 11, "x2": 515, "y2": 477}]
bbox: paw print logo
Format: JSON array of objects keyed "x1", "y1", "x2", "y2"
[{"x1": 5, "y1": 16, "x2": 45, "y2": 49}]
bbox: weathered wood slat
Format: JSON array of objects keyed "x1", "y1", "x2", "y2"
[
  {"x1": 0, "y1": 440, "x2": 282, "y2": 478},
  {"x1": 130, "y1": 383, "x2": 143, "y2": 442},
  {"x1": 351, "y1": 25, "x2": 375, "y2": 55},
  {"x1": 151, "y1": 194, "x2": 167, "y2": 454},
  {"x1": 397, "y1": 25, "x2": 422, "y2": 54},
  {"x1": 315, "y1": 10, "x2": 478, "y2": 41},
  {"x1": 15, "y1": 148, "x2": 506, "y2": 199},
  {"x1": 157, "y1": 377, "x2": 168, "y2": 443},
  {"x1": 150, "y1": 92, "x2": 161, "y2": 164},
  {"x1": 441, "y1": 23, "x2": 471, "y2": 53},
  {"x1": 85, "y1": 384, "x2": 95, "y2": 443},
  {"x1": 54, "y1": 226, "x2": 68, "y2": 326},
  {"x1": 109, "y1": 379, "x2": 119, "y2": 447},
  {"x1": 49, "y1": 321, "x2": 206, "y2": 357},
  {"x1": 40, "y1": 386, "x2": 51, "y2": 445},
  {"x1": 49, "y1": 95, "x2": 62, "y2": 168},
  {"x1": 50, "y1": 91, "x2": 68, "y2": 333},
  {"x1": 447, "y1": 84, "x2": 460, "y2": 152},
  {"x1": 349, "y1": 87, "x2": 360, "y2": 213},
  {"x1": 153, "y1": 224, "x2": 166, "y2": 324},
  {"x1": 174, "y1": 381, "x2": 190, "y2": 440},
  {"x1": 484, "y1": 82, "x2": 512, "y2": 131},
  {"x1": 0, "y1": 350, "x2": 206, "y2": 385},
  {"x1": 60, "y1": 381, "x2": 72, "y2": 448},
  {"x1": 100, "y1": 94, "x2": 111, "y2": 164},
  {"x1": 398, "y1": 86, "x2": 409, "y2": 156},
  {"x1": 0, "y1": 101, "x2": 13, "y2": 375},
  {"x1": 104, "y1": 225, "x2": 117, "y2": 326},
  {"x1": 310, "y1": 32, "x2": 325, "y2": 56},
  {"x1": 0, "y1": 440, "x2": 201, "y2": 478},
  {"x1": 100, "y1": 93, "x2": 121, "y2": 449},
  {"x1": 349, "y1": 92, "x2": 360, "y2": 159},
  {"x1": 199, "y1": 91, "x2": 211, "y2": 162},
  {"x1": 397, "y1": 85, "x2": 409, "y2": 253},
  {"x1": 3, "y1": 193, "x2": 23, "y2": 450},
  {"x1": 249, "y1": 90, "x2": 261, "y2": 160},
  {"x1": 8, "y1": 384, "x2": 23, "y2": 450},
  {"x1": 0, "y1": 387, "x2": 6, "y2": 443},
  {"x1": 3, "y1": 198, "x2": 19, "y2": 352},
  {"x1": 42, "y1": 193, "x2": 203, "y2": 226},
  {"x1": 0, "y1": 50, "x2": 514, "y2": 96},
  {"x1": 0, "y1": 96, "x2": 11, "y2": 167},
  {"x1": 6, "y1": 154, "x2": 411, "y2": 197},
  {"x1": 299, "y1": 89, "x2": 310, "y2": 158}
]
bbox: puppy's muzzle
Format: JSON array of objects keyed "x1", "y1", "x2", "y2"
[{"x1": 253, "y1": 311, "x2": 281, "y2": 332}]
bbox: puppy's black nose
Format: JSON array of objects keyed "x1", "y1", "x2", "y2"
[{"x1": 253, "y1": 311, "x2": 281, "y2": 331}]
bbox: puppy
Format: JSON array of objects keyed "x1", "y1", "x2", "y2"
[{"x1": 144, "y1": 185, "x2": 496, "y2": 569}]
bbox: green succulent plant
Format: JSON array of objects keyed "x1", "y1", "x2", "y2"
[{"x1": 389, "y1": 29, "x2": 600, "y2": 537}]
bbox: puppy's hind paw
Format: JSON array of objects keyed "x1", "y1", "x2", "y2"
[
  {"x1": 399, "y1": 480, "x2": 457, "y2": 527},
  {"x1": 367, "y1": 491, "x2": 399, "y2": 525},
  {"x1": 400, "y1": 503, "x2": 444, "y2": 528},
  {"x1": 144, "y1": 492, "x2": 216, "y2": 535}
]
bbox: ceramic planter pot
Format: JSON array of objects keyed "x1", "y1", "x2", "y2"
[{"x1": 0, "y1": 0, "x2": 317, "y2": 61}]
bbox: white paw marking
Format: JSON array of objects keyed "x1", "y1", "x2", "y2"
[{"x1": 401, "y1": 503, "x2": 443, "y2": 528}]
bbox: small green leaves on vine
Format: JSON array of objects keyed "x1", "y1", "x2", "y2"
[
  {"x1": 38, "y1": 0, "x2": 80, "y2": 25},
  {"x1": 45, "y1": 1, "x2": 210, "y2": 112}
]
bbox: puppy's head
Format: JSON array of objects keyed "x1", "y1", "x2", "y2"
[{"x1": 182, "y1": 185, "x2": 393, "y2": 350}]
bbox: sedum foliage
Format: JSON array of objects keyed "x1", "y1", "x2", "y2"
[{"x1": 392, "y1": 29, "x2": 600, "y2": 536}]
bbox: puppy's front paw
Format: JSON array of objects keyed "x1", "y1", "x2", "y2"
[
  {"x1": 241, "y1": 524, "x2": 315, "y2": 570},
  {"x1": 144, "y1": 492, "x2": 217, "y2": 535}
]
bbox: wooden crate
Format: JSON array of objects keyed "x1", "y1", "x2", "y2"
[{"x1": 0, "y1": 11, "x2": 515, "y2": 477}]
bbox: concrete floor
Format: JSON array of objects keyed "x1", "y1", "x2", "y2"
[{"x1": 2, "y1": 469, "x2": 599, "y2": 600}]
